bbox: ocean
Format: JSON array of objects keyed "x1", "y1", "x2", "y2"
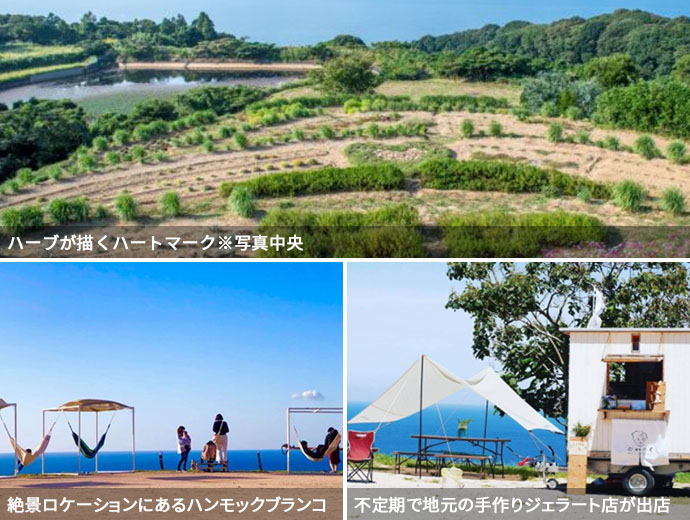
[
  {"x1": 0, "y1": 0, "x2": 687, "y2": 45},
  {"x1": 0, "y1": 449, "x2": 333, "y2": 476},
  {"x1": 347, "y1": 402, "x2": 566, "y2": 466}
]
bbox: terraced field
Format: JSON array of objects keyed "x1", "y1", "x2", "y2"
[{"x1": 2, "y1": 85, "x2": 689, "y2": 256}]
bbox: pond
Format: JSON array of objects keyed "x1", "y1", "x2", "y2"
[{"x1": 0, "y1": 69, "x2": 302, "y2": 115}]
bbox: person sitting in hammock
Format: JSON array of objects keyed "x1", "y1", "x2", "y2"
[
  {"x1": 17, "y1": 449, "x2": 31, "y2": 472},
  {"x1": 300, "y1": 427, "x2": 340, "y2": 473}
]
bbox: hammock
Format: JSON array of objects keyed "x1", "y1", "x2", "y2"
[
  {"x1": 0, "y1": 412, "x2": 58, "y2": 470},
  {"x1": 293, "y1": 427, "x2": 341, "y2": 463},
  {"x1": 67, "y1": 413, "x2": 115, "y2": 459}
]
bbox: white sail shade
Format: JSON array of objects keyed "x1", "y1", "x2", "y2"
[{"x1": 349, "y1": 355, "x2": 562, "y2": 434}]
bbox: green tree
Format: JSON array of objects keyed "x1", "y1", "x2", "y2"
[
  {"x1": 580, "y1": 53, "x2": 639, "y2": 88},
  {"x1": 191, "y1": 12, "x2": 217, "y2": 41},
  {"x1": 446, "y1": 262, "x2": 690, "y2": 424},
  {"x1": 311, "y1": 55, "x2": 379, "y2": 95},
  {"x1": 672, "y1": 55, "x2": 690, "y2": 84}
]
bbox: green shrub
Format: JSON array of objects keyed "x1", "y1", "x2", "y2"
[
  {"x1": 540, "y1": 101, "x2": 559, "y2": 117},
  {"x1": 575, "y1": 130, "x2": 591, "y2": 144},
  {"x1": 235, "y1": 132, "x2": 249, "y2": 149},
  {"x1": 577, "y1": 186, "x2": 593, "y2": 203},
  {"x1": 105, "y1": 151, "x2": 121, "y2": 165},
  {"x1": 320, "y1": 125, "x2": 336, "y2": 139},
  {"x1": 78, "y1": 152, "x2": 98, "y2": 172},
  {"x1": 293, "y1": 128, "x2": 306, "y2": 141},
  {"x1": 512, "y1": 107, "x2": 530, "y2": 121},
  {"x1": 159, "y1": 191, "x2": 182, "y2": 217},
  {"x1": 16, "y1": 168, "x2": 34, "y2": 185},
  {"x1": 489, "y1": 121, "x2": 503, "y2": 137},
  {"x1": 152, "y1": 151, "x2": 167, "y2": 162},
  {"x1": 666, "y1": 141, "x2": 688, "y2": 164},
  {"x1": 612, "y1": 180, "x2": 647, "y2": 212},
  {"x1": 219, "y1": 126, "x2": 235, "y2": 139},
  {"x1": 0, "y1": 205, "x2": 44, "y2": 236},
  {"x1": 440, "y1": 211, "x2": 606, "y2": 257},
  {"x1": 660, "y1": 187, "x2": 686, "y2": 215},
  {"x1": 593, "y1": 79, "x2": 690, "y2": 139},
  {"x1": 604, "y1": 136, "x2": 620, "y2": 151},
  {"x1": 48, "y1": 197, "x2": 90, "y2": 224},
  {"x1": 92, "y1": 136, "x2": 108, "y2": 152},
  {"x1": 634, "y1": 135, "x2": 661, "y2": 160},
  {"x1": 229, "y1": 186, "x2": 256, "y2": 218},
  {"x1": 419, "y1": 158, "x2": 610, "y2": 198},
  {"x1": 132, "y1": 145, "x2": 146, "y2": 162},
  {"x1": 219, "y1": 164, "x2": 405, "y2": 199},
  {"x1": 114, "y1": 191, "x2": 138, "y2": 221},
  {"x1": 565, "y1": 106, "x2": 583, "y2": 120},
  {"x1": 258, "y1": 204, "x2": 426, "y2": 258},
  {"x1": 461, "y1": 119, "x2": 474, "y2": 138},
  {"x1": 546, "y1": 122, "x2": 564, "y2": 143},
  {"x1": 94, "y1": 204, "x2": 109, "y2": 219},
  {"x1": 203, "y1": 139, "x2": 215, "y2": 152},
  {"x1": 113, "y1": 129, "x2": 132, "y2": 146}
]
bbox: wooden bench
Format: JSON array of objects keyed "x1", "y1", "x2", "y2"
[
  {"x1": 394, "y1": 451, "x2": 495, "y2": 478},
  {"x1": 191, "y1": 459, "x2": 228, "y2": 472}
]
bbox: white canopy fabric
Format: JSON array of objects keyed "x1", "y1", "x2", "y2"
[{"x1": 348, "y1": 355, "x2": 562, "y2": 434}]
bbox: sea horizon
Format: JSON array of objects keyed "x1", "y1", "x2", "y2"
[
  {"x1": 0, "y1": 448, "x2": 334, "y2": 476},
  {"x1": 347, "y1": 401, "x2": 566, "y2": 466}
]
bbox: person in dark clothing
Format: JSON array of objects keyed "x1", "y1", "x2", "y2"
[
  {"x1": 212, "y1": 414, "x2": 229, "y2": 466},
  {"x1": 300, "y1": 427, "x2": 341, "y2": 472}
]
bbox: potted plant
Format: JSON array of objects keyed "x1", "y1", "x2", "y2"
[
  {"x1": 572, "y1": 422, "x2": 591, "y2": 439},
  {"x1": 457, "y1": 418, "x2": 472, "y2": 437}
]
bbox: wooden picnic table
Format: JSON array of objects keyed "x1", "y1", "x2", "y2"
[{"x1": 409, "y1": 434, "x2": 511, "y2": 478}]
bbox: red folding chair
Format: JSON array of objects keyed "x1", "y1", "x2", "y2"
[{"x1": 347, "y1": 430, "x2": 375, "y2": 482}]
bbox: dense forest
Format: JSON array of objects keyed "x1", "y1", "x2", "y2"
[
  {"x1": 1, "y1": 9, "x2": 689, "y2": 72},
  {"x1": 414, "y1": 9, "x2": 690, "y2": 77}
]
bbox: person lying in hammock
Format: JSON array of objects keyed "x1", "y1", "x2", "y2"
[{"x1": 300, "y1": 427, "x2": 341, "y2": 473}]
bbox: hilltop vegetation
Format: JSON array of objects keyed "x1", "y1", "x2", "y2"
[{"x1": 413, "y1": 9, "x2": 690, "y2": 77}]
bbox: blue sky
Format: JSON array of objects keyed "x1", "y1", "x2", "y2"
[
  {"x1": 1, "y1": 1, "x2": 687, "y2": 45},
  {"x1": 347, "y1": 262, "x2": 491, "y2": 405},
  {"x1": 0, "y1": 262, "x2": 343, "y2": 453}
]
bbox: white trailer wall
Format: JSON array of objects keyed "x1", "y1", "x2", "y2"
[{"x1": 568, "y1": 330, "x2": 690, "y2": 457}]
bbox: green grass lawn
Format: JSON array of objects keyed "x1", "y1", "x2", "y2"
[
  {"x1": 376, "y1": 78, "x2": 522, "y2": 104},
  {"x1": 0, "y1": 57, "x2": 95, "y2": 85},
  {"x1": 0, "y1": 42, "x2": 83, "y2": 60}
]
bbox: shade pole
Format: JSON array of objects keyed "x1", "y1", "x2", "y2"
[
  {"x1": 95, "y1": 412, "x2": 99, "y2": 474},
  {"x1": 13, "y1": 405, "x2": 17, "y2": 477},
  {"x1": 132, "y1": 408, "x2": 135, "y2": 473},
  {"x1": 78, "y1": 410, "x2": 82, "y2": 475},
  {"x1": 482, "y1": 399, "x2": 489, "y2": 455},
  {"x1": 286, "y1": 408, "x2": 291, "y2": 474},
  {"x1": 418, "y1": 355, "x2": 424, "y2": 477},
  {"x1": 41, "y1": 411, "x2": 45, "y2": 475}
]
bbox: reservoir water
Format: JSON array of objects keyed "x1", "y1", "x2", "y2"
[{"x1": 0, "y1": 70, "x2": 300, "y2": 114}]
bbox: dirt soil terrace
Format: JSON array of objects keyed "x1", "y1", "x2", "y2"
[{"x1": 1, "y1": 108, "x2": 689, "y2": 229}]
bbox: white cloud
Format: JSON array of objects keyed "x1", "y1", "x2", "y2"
[{"x1": 291, "y1": 389, "x2": 325, "y2": 400}]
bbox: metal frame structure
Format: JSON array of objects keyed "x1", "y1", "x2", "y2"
[
  {"x1": 41, "y1": 403, "x2": 135, "y2": 475},
  {"x1": 285, "y1": 407, "x2": 342, "y2": 473},
  {"x1": 0, "y1": 402, "x2": 18, "y2": 477}
]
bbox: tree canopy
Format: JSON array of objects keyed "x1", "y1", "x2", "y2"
[
  {"x1": 0, "y1": 99, "x2": 89, "y2": 182},
  {"x1": 311, "y1": 55, "x2": 380, "y2": 94},
  {"x1": 414, "y1": 10, "x2": 690, "y2": 77},
  {"x1": 446, "y1": 262, "x2": 690, "y2": 425}
]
